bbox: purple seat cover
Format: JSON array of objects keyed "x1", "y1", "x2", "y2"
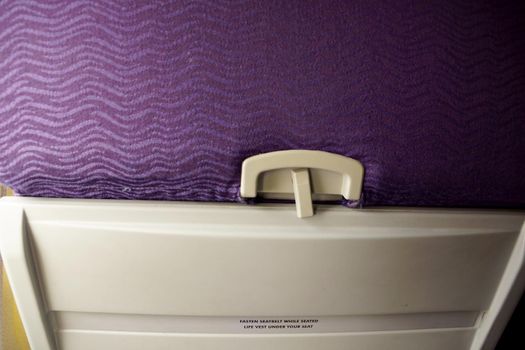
[{"x1": 0, "y1": 0, "x2": 524, "y2": 207}]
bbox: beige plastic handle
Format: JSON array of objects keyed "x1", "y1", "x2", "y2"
[{"x1": 240, "y1": 150, "x2": 364, "y2": 216}]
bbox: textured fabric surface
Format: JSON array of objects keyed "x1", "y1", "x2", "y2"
[{"x1": 0, "y1": 0, "x2": 524, "y2": 207}]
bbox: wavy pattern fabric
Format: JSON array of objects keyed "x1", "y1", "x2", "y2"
[{"x1": 0, "y1": 0, "x2": 524, "y2": 207}]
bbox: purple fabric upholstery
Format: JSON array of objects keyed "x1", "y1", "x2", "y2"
[{"x1": 1, "y1": 0, "x2": 524, "y2": 208}]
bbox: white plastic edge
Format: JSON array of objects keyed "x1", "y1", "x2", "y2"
[
  {"x1": 1, "y1": 197, "x2": 524, "y2": 350},
  {"x1": 470, "y1": 221, "x2": 525, "y2": 350},
  {"x1": 0, "y1": 206, "x2": 55, "y2": 350}
]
